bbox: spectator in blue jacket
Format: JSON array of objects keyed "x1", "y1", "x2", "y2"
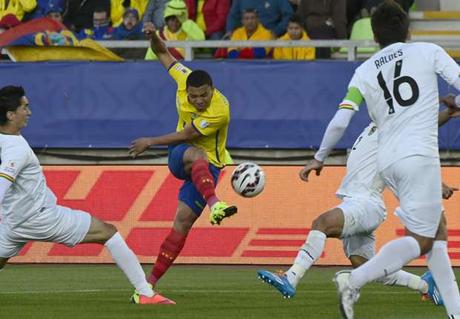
[
  {"x1": 112, "y1": 8, "x2": 143, "y2": 40},
  {"x1": 23, "y1": 0, "x2": 65, "y2": 21},
  {"x1": 226, "y1": 0, "x2": 293, "y2": 38},
  {"x1": 45, "y1": 1, "x2": 64, "y2": 23},
  {"x1": 78, "y1": 6, "x2": 113, "y2": 40}
]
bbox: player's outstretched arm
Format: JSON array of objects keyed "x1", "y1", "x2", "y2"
[
  {"x1": 299, "y1": 159, "x2": 323, "y2": 182},
  {"x1": 129, "y1": 125, "x2": 201, "y2": 158},
  {"x1": 145, "y1": 24, "x2": 176, "y2": 69},
  {"x1": 299, "y1": 108, "x2": 355, "y2": 182}
]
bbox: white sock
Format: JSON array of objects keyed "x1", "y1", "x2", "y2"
[
  {"x1": 376, "y1": 270, "x2": 427, "y2": 294},
  {"x1": 285, "y1": 230, "x2": 326, "y2": 287},
  {"x1": 349, "y1": 236, "x2": 421, "y2": 290},
  {"x1": 427, "y1": 240, "x2": 460, "y2": 317},
  {"x1": 105, "y1": 232, "x2": 154, "y2": 297}
]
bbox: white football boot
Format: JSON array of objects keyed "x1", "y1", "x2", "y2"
[{"x1": 334, "y1": 270, "x2": 360, "y2": 319}]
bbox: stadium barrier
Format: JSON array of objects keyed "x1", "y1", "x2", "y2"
[
  {"x1": 97, "y1": 39, "x2": 460, "y2": 61},
  {"x1": 12, "y1": 165, "x2": 460, "y2": 266},
  {"x1": 4, "y1": 61, "x2": 460, "y2": 150}
]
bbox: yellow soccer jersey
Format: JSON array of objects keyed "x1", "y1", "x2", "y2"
[{"x1": 168, "y1": 62, "x2": 232, "y2": 168}]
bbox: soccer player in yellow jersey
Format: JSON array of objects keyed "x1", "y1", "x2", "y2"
[{"x1": 129, "y1": 27, "x2": 237, "y2": 293}]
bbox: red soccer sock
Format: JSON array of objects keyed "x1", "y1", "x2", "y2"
[
  {"x1": 191, "y1": 159, "x2": 219, "y2": 207},
  {"x1": 148, "y1": 229, "x2": 187, "y2": 285}
]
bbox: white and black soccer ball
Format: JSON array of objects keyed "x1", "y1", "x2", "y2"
[{"x1": 231, "y1": 162, "x2": 265, "y2": 198}]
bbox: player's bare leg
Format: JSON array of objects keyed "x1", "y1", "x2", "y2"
[
  {"x1": 285, "y1": 208, "x2": 343, "y2": 285},
  {"x1": 258, "y1": 208, "x2": 343, "y2": 298},
  {"x1": 81, "y1": 217, "x2": 174, "y2": 304},
  {"x1": 148, "y1": 201, "x2": 197, "y2": 286},
  {"x1": 183, "y1": 146, "x2": 237, "y2": 225}
]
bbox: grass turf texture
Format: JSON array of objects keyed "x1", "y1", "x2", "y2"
[{"x1": 0, "y1": 265, "x2": 455, "y2": 319}]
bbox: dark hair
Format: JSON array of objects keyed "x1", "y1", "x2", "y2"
[
  {"x1": 288, "y1": 14, "x2": 303, "y2": 26},
  {"x1": 186, "y1": 70, "x2": 213, "y2": 89},
  {"x1": 242, "y1": 8, "x2": 258, "y2": 15},
  {"x1": 0, "y1": 85, "x2": 25, "y2": 125},
  {"x1": 94, "y1": 5, "x2": 109, "y2": 14},
  {"x1": 371, "y1": 0, "x2": 409, "y2": 48}
]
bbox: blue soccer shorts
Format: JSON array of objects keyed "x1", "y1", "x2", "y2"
[{"x1": 168, "y1": 144, "x2": 220, "y2": 215}]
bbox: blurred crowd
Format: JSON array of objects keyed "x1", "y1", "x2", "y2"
[{"x1": 0, "y1": 0, "x2": 414, "y2": 60}]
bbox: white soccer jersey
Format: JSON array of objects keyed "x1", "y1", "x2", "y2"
[
  {"x1": 336, "y1": 123, "x2": 384, "y2": 204},
  {"x1": 343, "y1": 42, "x2": 460, "y2": 171},
  {"x1": 0, "y1": 134, "x2": 56, "y2": 227}
]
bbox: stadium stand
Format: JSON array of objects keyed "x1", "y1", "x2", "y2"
[{"x1": 410, "y1": 10, "x2": 460, "y2": 58}]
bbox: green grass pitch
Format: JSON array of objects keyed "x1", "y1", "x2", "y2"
[{"x1": 0, "y1": 264, "x2": 455, "y2": 319}]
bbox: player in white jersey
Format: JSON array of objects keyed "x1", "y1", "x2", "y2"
[
  {"x1": 298, "y1": 2, "x2": 460, "y2": 318},
  {"x1": 0, "y1": 86, "x2": 174, "y2": 305},
  {"x1": 257, "y1": 98, "x2": 460, "y2": 302}
]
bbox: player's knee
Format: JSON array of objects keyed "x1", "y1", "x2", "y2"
[
  {"x1": 187, "y1": 147, "x2": 208, "y2": 162},
  {"x1": 311, "y1": 216, "x2": 327, "y2": 232},
  {"x1": 104, "y1": 223, "x2": 118, "y2": 238},
  {"x1": 97, "y1": 223, "x2": 117, "y2": 243},
  {"x1": 311, "y1": 215, "x2": 337, "y2": 236}
]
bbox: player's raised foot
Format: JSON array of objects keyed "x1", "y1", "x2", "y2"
[
  {"x1": 334, "y1": 270, "x2": 360, "y2": 319},
  {"x1": 131, "y1": 291, "x2": 176, "y2": 305},
  {"x1": 257, "y1": 269, "x2": 296, "y2": 299},
  {"x1": 209, "y1": 201, "x2": 237, "y2": 225},
  {"x1": 421, "y1": 271, "x2": 444, "y2": 306}
]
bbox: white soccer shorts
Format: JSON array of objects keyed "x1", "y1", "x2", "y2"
[
  {"x1": 337, "y1": 197, "x2": 386, "y2": 260},
  {"x1": 0, "y1": 205, "x2": 91, "y2": 258},
  {"x1": 337, "y1": 196, "x2": 386, "y2": 238},
  {"x1": 380, "y1": 155, "x2": 442, "y2": 238},
  {"x1": 342, "y1": 232, "x2": 376, "y2": 260}
]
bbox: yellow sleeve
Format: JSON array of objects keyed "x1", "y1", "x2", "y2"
[
  {"x1": 110, "y1": 0, "x2": 124, "y2": 27},
  {"x1": 228, "y1": 28, "x2": 243, "y2": 54},
  {"x1": 192, "y1": 113, "x2": 228, "y2": 136},
  {"x1": 19, "y1": 0, "x2": 37, "y2": 12},
  {"x1": 168, "y1": 62, "x2": 192, "y2": 90},
  {"x1": 263, "y1": 29, "x2": 273, "y2": 56},
  {"x1": 305, "y1": 47, "x2": 315, "y2": 60},
  {"x1": 273, "y1": 47, "x2": 282, "y2": 60},
  {"x1": 133, "y1": 0, "x2": 148, "y2": 18}
]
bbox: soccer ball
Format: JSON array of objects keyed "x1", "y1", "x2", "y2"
[{"x1": 231, "y1": 162, "x2": 265, "y2": 198}]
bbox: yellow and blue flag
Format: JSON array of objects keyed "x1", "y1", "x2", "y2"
[{"x1": 0, "y1": 18, "x2": 122, "y2": 61}]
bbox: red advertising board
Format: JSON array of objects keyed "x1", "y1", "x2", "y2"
[{"x1": 11, "y1": 166, "x2": 460, "y2": 266}]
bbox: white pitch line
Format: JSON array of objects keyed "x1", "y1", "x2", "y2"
[
  {"x1": 0, "y1": 288, "x2": 414, "y2": 295},
  {"x1": 0, "y1": 289, "x2": 126, "y2": 295}
]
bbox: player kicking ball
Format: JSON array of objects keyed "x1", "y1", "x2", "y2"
[
  {"x1": 257, "y1": 95, "x2": 460, "y2": 304},
  {"x1": 0, "y1": 86, "x2": 174, "y2": 304},
  {"x1": 128, "y1": 24, "x2": 237, "y2": 296}
]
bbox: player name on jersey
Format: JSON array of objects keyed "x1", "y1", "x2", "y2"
[{"x1": 374, "y1": 49, "x2": 403, "y2": 69}]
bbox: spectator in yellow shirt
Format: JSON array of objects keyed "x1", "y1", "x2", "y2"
[
  {"x1": 227, "y1": 8, "x2": 273, "y2": 59},
  {"x1": 274, "y1": 15, "x2": 315, "y2": 60},
  {"x1": 111, "y1": 0, "x2": 149, "y2": 27},
  {"x1": 0, "y1": 0, "x2": 36, "y2": 21},
  {"x1": 145, "y1": 0, "x2": 204, "y2": 60}
]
